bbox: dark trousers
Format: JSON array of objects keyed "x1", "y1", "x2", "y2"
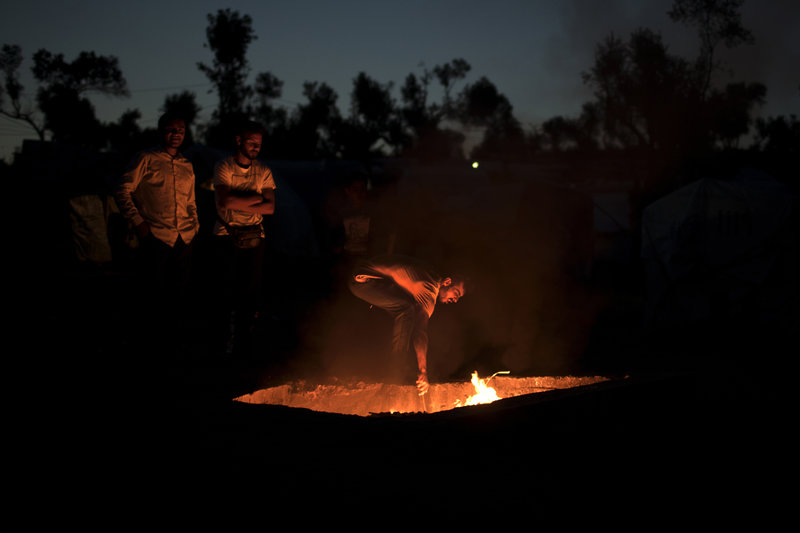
[
  {"x1": 213, "y1": 236, "x2": 265, "y2": 354},
  {"x1": 347, "y1": 276, "x2": 429, "y2": 372},
  {"x1": 136, "y1": 234, "x2": 194, "y2": 358},
  {"x1": 138, "y1": 234, "x2": 193, "y2": 306}
]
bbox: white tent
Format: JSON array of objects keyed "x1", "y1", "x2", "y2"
[{"x1": 641, "y1": 168, "x2": 797, "y2": 330}]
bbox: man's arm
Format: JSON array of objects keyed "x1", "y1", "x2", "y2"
[
  {"x1": 412, "y1": 312, "x2": 430, "y2": 395},
  {"x1": 115, "y1": 153, "x2": 149, "y2": 237},
  {"x1": 216, "y1": 184, "x2": 275, "y2": 214},
  {"x1": 187, "y1": 168, "x2": 199, "y2": 224}
]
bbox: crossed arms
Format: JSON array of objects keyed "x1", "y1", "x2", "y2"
[{"x1": 215, "y1": 185, "x2": 275, "y2": 215}]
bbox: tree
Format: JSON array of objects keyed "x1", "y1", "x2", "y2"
[
  {"x1": 104, "y1": 108, "x2": 142, "y2": 156},
  {"x1": 582, "y1": 28, "x2": 697, "y2": 153},
  {"x1": 0, "y1": 44, "x2": 45, "y2": 140},
  {"x1": 161, "y1": 90, "x2": 201, "y2": 127},
  {"x1": 197, "y1": 9, "x2": 256, "y2": 146},
  {"x1": 283, "y1": 81, "x2": 343, "y2": 159},
  {"x1": 539, "y1": 116, "x2": 574, "y2": 152},
  {"x1": 398, "y1": 59, "x2": 473, "y2": 160},
  {"x1": 707, "y1": 81, "x2": 765, "y2": 148},
  {"x1": 339, "y1": 72, "x2": 407, "y2": 159},
  {"x1": 252, "y1": 72, "x2": 287, "y2": 133},
  {"x1": 753, "y1": 114, "x2": 800, "y2": 154},
  {"x1": 669, "y1": 0, "x2": 754, "y2": 100},
  {"x1": 36, "y1": 50, "x2": 128, "y2": 148},
  {"x1": 250, "y1": 71, "x2": 289, "y2": 158},
  {"x1": 399, "y1": 71, "x2": 436, "y2": 138},
  {"x1": 198, "y1": 9, "x2": 255, "y2": 120},
  {"x1": 432, "y1": 58, "x2": 471, "y2": 117},
  {"x1": 458, "y1": 76, "x2": 526, "y2": 160},
  {"x1": 1, "y1": 45, "x2": 128, "y2": 147}
]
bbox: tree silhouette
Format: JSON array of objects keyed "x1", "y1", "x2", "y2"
[
  {"x1": 252, "y1": 73, "x2": 287, "y2": 132},
  {"x1": 198, "y1": 9, "x2": 255, "y2": 118},
  {"x1": 433, "y1": 58, "x2": 471, "y2": 117},
  {"x1": 338, "y1": 72, "x2": 407, "y2": 159},
  {"x1": 574, "y1": 0, "x2": 767, "y2": 172},
  {"x1": 398, "y1": 59, "x2": 473, "y2": 160},
  {"x1": 197, "y1": 8, "x2": 257, "y2": 147},
  {"x1": 457, "y1": 76, "x2": 527, "y2": 160},
  {"x1": 583, "y1": 28, "x2": 697, "y2": 153},
  {"x1": 754, "y1": 114, "x2": 800, "y2": 154},
  {"x1": 161, "y1": 90, "x2": 202, "y2": 128},
  {"x1": 1, "y1": 45, "x2": 128, "y2": 148},
  {"x1": 0, "y1": 44, "x2": 45, "y2": 140},
  {"x1": 707, "y1": 81, "x2": 765, "y2": 148},
  {"x1": 282, "y1": 81, "x2": 343, "y2": 159},
  {"x1": 669, "y1": 0, "x2": 754, "y2": 100},
  {"x1": 32, "y1": 49, "x2": 128, "y2": 148},
  {"x1": 103, "y1": 108, "x2": 142, "y2": 156}
]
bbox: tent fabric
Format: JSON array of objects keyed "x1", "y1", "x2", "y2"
[
  {"x1": 641, "y1": 168, "x2": 796, "y2": 329},
  {"x1": 68, "y1": 194, "x2": 113, "y2": 264}
]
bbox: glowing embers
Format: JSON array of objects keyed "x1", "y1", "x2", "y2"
[{"x1": 234, "y1": 374, "x2": 611, "y2": 417}]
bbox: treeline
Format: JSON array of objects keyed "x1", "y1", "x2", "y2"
[{"x1": 1, "y1": 1, "x2": 798, "y2": 184}]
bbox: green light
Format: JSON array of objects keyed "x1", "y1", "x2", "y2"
[{"x1": 471, "y1": 161, "x2": 479, "y2": 169}]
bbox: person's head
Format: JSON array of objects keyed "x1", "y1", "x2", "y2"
[
  {"x1": 343, "y1": 173, "x2": 368, "y2": 207},
  {"x1": 438, "y1": 275, "x2": 468, "y2": 304},
  {"x1": 235, "y1": 120, "x2": 266, "y2": 163},
  {"x1": 158, "y1": 113, "x2": 186, "y2": 154}
]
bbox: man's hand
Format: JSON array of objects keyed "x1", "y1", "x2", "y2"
[
  {"x1": 135, "y1": 221, "x2": 151, "y2": 239},
  {"x1": 416, "y1": 372, "x2": 429, "y2": 396}
]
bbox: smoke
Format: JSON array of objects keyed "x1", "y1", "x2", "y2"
[
  {"x1": 426, "y1": 169, "x2": 602, "y2": 377},
  {"x1": 277, "y1": 162, "x2": 607, "y2": 385}
]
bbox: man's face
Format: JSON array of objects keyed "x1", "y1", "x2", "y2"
[
  {"x1": 438, "y1": 279, "x2": 465, "y2": 304},
  {"x1": 237, "y1": 132, "x2": 263, "y2": 161},
  {"x1": 345, "y1": 179, "x2": 367, "y2": 207},
  {"x1": 162, "y1": 120, "x2": 186, "y2": 150}
]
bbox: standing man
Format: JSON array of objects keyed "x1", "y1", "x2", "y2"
[
  {"x1": 348, "y1": 254, "x2": 467, "y2": 396},
  {"x1": 212, "y1": 120, "x2": 276, "y2": 358},
  {"x1": 116, "y1": 112, "x2": 199, "y2": 324}
]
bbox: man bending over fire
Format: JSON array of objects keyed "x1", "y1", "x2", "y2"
[{"x1": 348, "y1": 254, "x2": 467, "y2": 396}]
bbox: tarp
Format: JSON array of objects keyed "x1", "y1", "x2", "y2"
[
  {"x1": 641, "y1": 168, "x2": 797, "y2": 330},
  {"x1": 68, "y1": 194, "x2": 112, "y2": 264}
]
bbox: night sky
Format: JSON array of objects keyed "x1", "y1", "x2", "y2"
[{"x1": 1, "y1": 0, "x2": 797, "y2": 161}]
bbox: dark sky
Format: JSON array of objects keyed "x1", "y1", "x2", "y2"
[{"x1": 1, "y1": 0, "x2": 798, "y2": 160}]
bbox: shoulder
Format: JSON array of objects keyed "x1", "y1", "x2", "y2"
[
  {"x1": 254, "y1": 160, "x2": 277, "y2": 187},
  {"x1": 131, "y1": 147, "x2": 159, "y2": 162},
  {"x1": 252, "y1": 159, "x2": 273, "y2": 175},
  {"x1": 213, "y1": 155, "x2": 236, "y2": 173},
  {"x1": 123, "y1": 148, "x2": 157, "y2": 171}
]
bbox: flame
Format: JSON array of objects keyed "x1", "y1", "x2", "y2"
[{"x1": 457, "y1": 371, "x2": 509, "y2": 407}]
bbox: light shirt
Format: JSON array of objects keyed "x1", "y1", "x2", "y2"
[
  {"x1": 116, "y1": 147, "x2": 199, "y2": 247},
  {"x1": 213, "y1": 157, "x2": 277, "y2": 237},
  {"x1": 353, "y1": 254, "x2": 442, "y2": 317}
]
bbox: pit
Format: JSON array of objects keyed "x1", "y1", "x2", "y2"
[{"x1": 234, "y1": 374, "x2": 614, "y2": 416}]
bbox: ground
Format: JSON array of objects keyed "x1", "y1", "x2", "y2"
[{"x1": 29, "y1": 254, "x2": 794, "y2": 517}]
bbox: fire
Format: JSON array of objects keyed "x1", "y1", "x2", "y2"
[{"x1": 456, "y1": 371, "x2": 509, "y2": 407}]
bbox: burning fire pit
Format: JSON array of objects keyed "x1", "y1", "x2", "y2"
[{"x1": 235, "y1": 373, "x2": 612, "y2": 417}]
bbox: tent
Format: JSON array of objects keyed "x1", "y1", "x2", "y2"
[{"x1": 641, "y1": 168, "x2": 797, "y2": 331}]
